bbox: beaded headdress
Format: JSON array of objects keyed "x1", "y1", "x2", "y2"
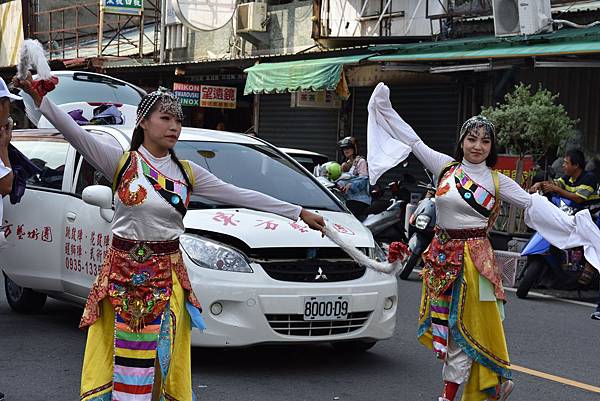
[
  {"x1": 459, "y1": 115, "x2": 495, "y2": 142},
  {"x1": 135, "y1": 87, "x2": 183, "y2": 127}
]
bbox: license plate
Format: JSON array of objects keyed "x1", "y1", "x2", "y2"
[{"x1": 303, "y1": 296, "x2": 349, "y2": 321}]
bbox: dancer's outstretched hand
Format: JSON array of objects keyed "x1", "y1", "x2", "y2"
[{"x1": 299, "y1": 209, "x2": 326, "y2": 234}]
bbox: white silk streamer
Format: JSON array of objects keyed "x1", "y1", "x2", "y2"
[{"x1": 323, "y1": 225, "x2": 403, "y2": 274}]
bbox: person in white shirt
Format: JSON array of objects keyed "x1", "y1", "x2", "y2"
[
  {"x1": 367, "y1": 82, "x2": 600, "y2": 401},
  {"x1": 14, "y1": 73, "x2": 325, "y2": 401},
  {"x1": 0, "y1": 77, "x2": 20, "y2": 248},
  {"x1": 0, "y1": 77, "x2": 19, "y2": 401}
]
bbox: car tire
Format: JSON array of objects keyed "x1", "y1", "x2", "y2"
[
  {"x1": 3, "y1": 273, "x2": 47, "y2": 314},
  {"x1": 399, "y1": 252, "x2": 421, "y2": 280},
  {"x1": 516, "y1": 258, "x2": 545, "y2": 299},
  {"x1": 331, "y1": 340, "x2": 377, "y2": 352}
]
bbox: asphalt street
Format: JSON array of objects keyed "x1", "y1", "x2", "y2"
[{"x1": 0, "y1": 272, "x2": 599, "y2": 401}]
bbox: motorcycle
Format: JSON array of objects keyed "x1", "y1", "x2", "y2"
[
  {"x1": 398, "y1": 170, "x2": 436, "y2": 280},
  {"x1": 361, "y1": 179, "x2": 411, "y2": 245},
  {"x1": 517, "y1": 195, "x2": 600, "y2": 299}
]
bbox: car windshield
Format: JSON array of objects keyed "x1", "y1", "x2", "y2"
[{"x1": 174, "y1": 140, "x2": 343, "y2": 211}]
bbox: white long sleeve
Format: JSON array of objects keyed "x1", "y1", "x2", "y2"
[
  {"x1": 367, "y1": 82, "x2": 454, "y2": 183},
  {"x1": 189, "y1": 161, "x2": 302, "y2": 221},
  {"x1": 443, "y1": 161, "x2": 600, "y2": 271},
  {"x1": 497, "y1": 173, "x2": 533, "y2": 209},
  {"x1": 495, "y1": 172, "x2": 600, "y2": 272},
  {"x1": 38, "y1": 97, "x2": 123, "y2": 180},
  {"x1": 524, "y1": 194, "x2": 600, "y2": 272}
]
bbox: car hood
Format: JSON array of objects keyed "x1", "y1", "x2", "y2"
[{"x1": 183, "y1": 208, "x2": 374, "y2": 248}]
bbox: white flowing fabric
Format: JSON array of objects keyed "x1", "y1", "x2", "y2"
[
  {"x1": 367, "y1": 82, "x2": 413, "y2": 185},
  {"x1": 525, "y1": 194, "x2": 600, "y2": 272},
  {"x1": 367, "y1": 81, "x2": 600, "y2": 274}
]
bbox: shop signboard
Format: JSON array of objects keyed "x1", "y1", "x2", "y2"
[
  {"x1": 290, "y1": 91, "x2": 341, "y2": 109},
  {"x1": 102, "y1": 0, "x2": 144, "y2": 16},
  {"x1": 494, "y1": 155, "x2": 535, "y2": 187},
  {"x1": 200, "y1": 85, "x2": 237, "y2": 109},
  {"x1": 173, "y1": 82, "x2": 201, "y2": 107}
]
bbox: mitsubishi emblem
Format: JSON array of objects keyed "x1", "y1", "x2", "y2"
[{"x1": 314, "y1": 267, "x2": 328, "y2": 281}]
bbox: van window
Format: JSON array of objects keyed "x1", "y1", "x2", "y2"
[
  {"x1": 48, "y1": 73, "x2": 143, "y2": 105},
  {"x1": 75, "y1": 157, "x2": 111, "y2": 195},
  {"x1": 72, "y1": 131, "x2": 120, "y2": 194},
  {"x1": 12, "y1": 137, "x2": 69, "y2": 190}
]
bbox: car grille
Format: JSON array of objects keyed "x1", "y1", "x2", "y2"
[
  {"x1": 260, "y1": 261, "x2": 366, "y2": 282},
  {"x1": 266, "y1": 312, "x2": 371, "y2": 336}
]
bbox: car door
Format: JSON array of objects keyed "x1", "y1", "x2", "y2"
[
  {"x1": 60, "y1": 131, "x2": 122, "y2": 299},
  {"x1": 2, "y1": 132, "x2": 75, "y2": 293}
]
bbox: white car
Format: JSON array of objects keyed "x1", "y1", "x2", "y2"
[
  {"x1": 1, "y1": 126, "x2": 397, "y2": 350},
  {"x1": 279, "y1": 147, "x2": 329, "y2": 174}
]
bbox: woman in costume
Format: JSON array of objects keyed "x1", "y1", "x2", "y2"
[
  {"x1": 368, "y1": 83, "x2": 600, "y2": 401},
  {"x1": 14, "y1": 74, "x2": 325, "y2": 401}
]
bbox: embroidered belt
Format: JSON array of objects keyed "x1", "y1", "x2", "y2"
[
  {"x1": 112, "y1": 235, "x2": 180, "y2": 263},
  {"x1": 435, "y1": 226, "x2": 487, "y2": 245}
]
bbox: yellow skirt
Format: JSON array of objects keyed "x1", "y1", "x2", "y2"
[
  {"x1": 80, "y1": 270, "x2": 194, "y2": 401},
  {"x1": 418, "y1": 244, "x2": 511, "y2": 401}
]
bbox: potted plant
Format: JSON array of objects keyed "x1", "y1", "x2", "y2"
[{"x1": 481, "y1": 83, "x2": 578, "y2": 233}]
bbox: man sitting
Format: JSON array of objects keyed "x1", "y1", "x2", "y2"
[{"x1": 530, "y1": 149, "x2": 599, "y2": 205}]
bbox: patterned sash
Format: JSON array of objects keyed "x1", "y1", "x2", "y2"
[
  {"x1": 454, "y1": 166, "x2": 496, "y2": 218},
  {"x1": 139, "y1": 154, "x2": 190, "y2": 216}
]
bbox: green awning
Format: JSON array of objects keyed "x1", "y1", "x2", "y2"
[
  {"x1": 369, "y1": 25, "x2": 600, "y2": 62},
  {"x1": 244, "y1": 54, "x2": 371, "y2": 96}
]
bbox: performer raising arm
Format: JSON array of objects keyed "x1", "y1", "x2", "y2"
[
  {"x1": 14, "y1": 73, "x2": 324, "y2": 401},
  {"x1": 367, "y1": 82, "x2": 600, "y2": 401}
]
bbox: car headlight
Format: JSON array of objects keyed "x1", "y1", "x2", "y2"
[
  {"x1": 368, "y1": 243, "x2": 388, "y2": 262},
  {"x1": 415, "y1": 215, "x2": 431, "y2": 229},
  {"x1": 180, "y1": 234, "x2": 253, "y2": 273}
]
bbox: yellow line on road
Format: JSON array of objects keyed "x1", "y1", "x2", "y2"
[{"x1": 512, "y1": 364, "x2": 600, "y2": 394}]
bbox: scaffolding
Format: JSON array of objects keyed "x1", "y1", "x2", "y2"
[{"x1": 32, "y1": 1, "x2": 161, "y2": 61}]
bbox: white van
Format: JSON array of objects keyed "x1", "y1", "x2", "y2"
[{"x1": 1, "y1": 125, "x2": 397, "y2": 350}]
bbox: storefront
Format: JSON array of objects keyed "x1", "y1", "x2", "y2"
[
  {"x1": 172, "y1": 77, "x2": 252, "y2": 132},
  {"x1": 244, "y1": 54, "x2": 461, "y2": 183},
  {"x1": 105, "y1": 59, "x2": 256, "y2": 133}
]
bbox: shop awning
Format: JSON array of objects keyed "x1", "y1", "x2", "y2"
[
  {"x1": 369, "y1": 25, "x2": 600, "y2": 62},
  {"x1": 244, "y1": 54, "x2": 371, "y2": 98}
]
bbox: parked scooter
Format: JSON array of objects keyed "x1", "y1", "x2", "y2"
[
  {"x1": 362, "y1": 180, "x2": 410, "y2": 245},
  {"x1": 517, "y1": 195, "x2": 600, "y2": 298},
  {"x1": 399, "y1": 170, "x2": 437, "y2": 280}
]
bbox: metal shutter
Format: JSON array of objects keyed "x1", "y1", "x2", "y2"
[
  {"x1": 257, "y1": 94, "x2": 339, "y2": 160},
  {"x1": 351, "y1": 84, "x2": 460, "y2": 186}
]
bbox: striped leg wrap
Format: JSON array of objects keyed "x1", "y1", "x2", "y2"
[
  {"x1": 431, "y1": 289, "x2": 452, "y2": 360},
  {"x1": 113, "y1": 314, "x2": 162, "y2": 401}
]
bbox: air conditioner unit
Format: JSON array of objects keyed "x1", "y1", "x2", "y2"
[
  {"x1": 237, "y1": 2, "x2": 267, "y2": 33},
  {"x1": 492, "y1": 0, "x2": 552, "y2": 37}
]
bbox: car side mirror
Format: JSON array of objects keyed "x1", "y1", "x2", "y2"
[{"x1": 82, "y1": 185, "x2": 114, "y2": 223}]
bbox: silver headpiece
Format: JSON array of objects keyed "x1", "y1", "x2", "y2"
[
  {"x1": 135, "y1": 87, "x2": 183, "y2": 127},
  {"x1": 459, "y1": 115, "x2": 495, "y2": 141}
]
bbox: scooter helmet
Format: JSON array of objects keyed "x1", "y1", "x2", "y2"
[
  {"x1": 323, "y1": 161, "x2": 342, "y2": 181},
  {"x1": 338, "y1": 136, "x2": 359, "y2": 155}
]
